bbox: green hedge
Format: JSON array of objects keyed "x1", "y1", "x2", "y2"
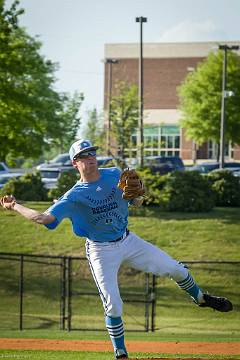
[
  {"x1": 1, "y1": 167, "x2": 240, "y2": 212},
  {"x1": 138, "y1": 169, "x2": 215, "y2": 212},
  {"x1": 48, "y1": 170, "x2": 79, "y2": 200},
  {"x1": 0, "y1": 172, "x2": 48, "y2": 201},
  {"x1": 207, "y1": 169, "x2": 240, "y2": 206}
]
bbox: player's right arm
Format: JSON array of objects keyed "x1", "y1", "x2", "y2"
[{"x1": 0, "y1": 195, "x2": 56, "y2": 225}]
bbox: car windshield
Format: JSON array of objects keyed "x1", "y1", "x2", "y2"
[
  {"x1": 146, "y1": 157, "x2": 181, "y2": 166},
  {"x1": 40, "y1": 170, "x2": 59, "y2": 179},
  {"x1": 49, "y1": 154, "x2": 70, "y2": 164}
]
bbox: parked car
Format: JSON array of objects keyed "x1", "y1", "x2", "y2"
[
  {"x1": 144, "y1": 156, "x2": 185, "y2": 175},
  {"x1": 0, "y1": 172, "x2": 23, "y2": 189},
  {"x1": 0, "y1": 162, "x2": 10, "y2": 174},
  {"x1": 188, "y1": 162, "x2": 240, "y2": 174},
  {"x1": 39, "y1": 166, "x2": 76, "y2": 189},
  {"x1": 36, "y1": 153, "x2": 72, "y2": 170},
  {"x1": 37, "y1": 154, "x2": 116, "y2": 170},
  {"x1": 97, "y1": 156, "x2": 114, "y2": 167},
  {"x1": 233, "y1": 169, "x2": 240, "y2": 177}
]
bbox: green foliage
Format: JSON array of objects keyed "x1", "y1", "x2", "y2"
[
  {"x1": 138, "y1": 169, "x2": 215, "y2": 212},
  {"x1": 110, "y1": 82, "x2": 138, "y2": 158},
  {"x1": 136, "y1": 168, "x2": 166, "y2": 206},
  {"x1": 0, "y1": 1, "x2": 84, "y2": 163},
  {"x1": 178, "y1": 50, "x2": 240, "y2": 145},
  {"x1": 208, "y1": 169, "x2": 240, "y2": 206},
  {"x1": 48, "y1": 170, "x2": 79, "y2": 200},
  {"x1": 55, "y1": 91, "x2": 84, "y2": 153},
  {"x1": 81, "y1": 107, "x2": 105, "y2": 153},
  {"x1": 0, "y1": 172, "x2": 47, "y2": 201}
]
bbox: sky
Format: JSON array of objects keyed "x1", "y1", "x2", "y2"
[{"x1": 5, "y1": 0, "x2": 240, "y2": 127}]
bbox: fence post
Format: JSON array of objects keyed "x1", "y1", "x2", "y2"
[
  {"x1": 144, "y1": 273, "x2": 150, "y2": 331},
  {"x1": 67, "y1": 257, "x2": 72, "y2": 331},
  {"x1": 60, "y1": 257, "x2": 67, "y2": 330},
  {"x1": 151, "y1": 275, "x2": 156, "y2": 332},
  {"x1": 19, "y1": 255, "x2": 24, "y2": 331}
]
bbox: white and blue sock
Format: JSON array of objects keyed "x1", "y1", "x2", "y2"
[
  {"x1": 105, "y1": 315, "x2": 127, "y2": 355},
  {"x1": 176, "y1": 273, "x2": 204, "y2": 304}
]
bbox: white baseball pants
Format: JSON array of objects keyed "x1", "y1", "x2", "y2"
[{"x1": 85, "y1": 231, "x2": 188, "y2": 317}]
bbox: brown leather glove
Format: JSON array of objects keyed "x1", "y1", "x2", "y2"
[
  {"x1": 118, "y1": 169, "x2": 145, "y2": 200},
  {"x1": 0, "y1": 195, "x2": 16, "y2": 210}
]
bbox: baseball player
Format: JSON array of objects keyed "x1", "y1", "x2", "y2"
[{"x1": 0, "y1": 139, "x2": 233, "y2": 360}]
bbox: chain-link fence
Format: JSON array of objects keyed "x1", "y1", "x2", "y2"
[
  {"x1": 0, "y1": 252, "x2": 156, "y2": 332},
  {"x1": 0, "y1": 252, "x2": 239, "y2": 332}
]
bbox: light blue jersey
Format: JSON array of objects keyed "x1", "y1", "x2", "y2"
[{"x1": 45, "y1": 167, "x2": 129, "y2": 242}]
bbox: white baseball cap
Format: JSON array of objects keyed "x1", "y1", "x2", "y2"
[{"x1": 69, "y1": 139, "x2": 99, "y2": 161}]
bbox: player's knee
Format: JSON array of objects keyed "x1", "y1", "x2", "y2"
[
  {"x1": 106, "y1": 301, "x2": 123, "y2": 317},
  {"x1": 169, "y1": 261, "x2": 189, "y2": 282}
]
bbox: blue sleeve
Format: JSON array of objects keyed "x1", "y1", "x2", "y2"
[{"x1": 44, "y1": 198, "x2": 74, "y2": 230}]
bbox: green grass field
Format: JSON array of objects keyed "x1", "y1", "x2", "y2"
[
  {"x1": 0, "y1": 203, "x2": 240, "y2": 359},
  {"x1": 2, "y1": 349, "x2": 240, "y2": 360}
]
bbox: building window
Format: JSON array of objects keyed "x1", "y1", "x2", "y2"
[
  {"x1": 208, "y1": 140, "x2": 233, "y2": 160},
  {"x1": 129, "y1": 125, "x2": 180, "y2": 157}
]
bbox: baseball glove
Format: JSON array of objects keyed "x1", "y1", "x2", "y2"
[
  {"x1": 0, "y1": 195, "x2": 16, "y2": 210},
  {"x1": 118, "y1": 169, "x2": 145, "y2": 200}
]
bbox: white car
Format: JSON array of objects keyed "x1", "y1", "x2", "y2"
[
  {"x1": 36, "y1": 153, "x2": 72, "y2": 170},
  {"x1": 0, "y1": 162, "x2": 9, "y2": 174},
  {"x1": 0, "y1": 172, "x2": 23, "y2": 189},
  {"x1": 39, "y1": 167, "x2": 76, "y2": 189}
]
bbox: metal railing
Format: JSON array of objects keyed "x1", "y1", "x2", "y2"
[
  {"x1": 0, "y1": 252, "x2": 239, "y2": 332},
  {"x1": 0, "y1": 252, "x2": 156, "y2": 332}
]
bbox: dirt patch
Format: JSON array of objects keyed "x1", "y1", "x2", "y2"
[{"x1": 0, "y1": 338, "x2": 239, "y2": 357}]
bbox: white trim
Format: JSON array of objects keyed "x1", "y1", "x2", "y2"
[{"x1": 105, "y1": 41, "x2": 240, "y2": 59}]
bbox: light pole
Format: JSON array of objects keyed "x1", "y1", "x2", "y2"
[
  {"x1": 218, "y1": 44, "x2": 239, "y2": 168},
  {"x1": 105, "y1": 58, "x2": 119, "y2": 155},
  {"x1": 136, "y1": 16, "x2": 147, "y2": 167}
]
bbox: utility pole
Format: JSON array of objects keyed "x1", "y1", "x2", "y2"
[
  {"x1": 136, "y1": 16, "x2": 147, "y2": 167},
  {"x1": 105, "y1": 59, "x2": 119, "y2": 155}
]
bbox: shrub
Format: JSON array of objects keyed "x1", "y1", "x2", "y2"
[
  {"x1": 136, "y1": 168, "x2": 167, "y2": 206},
  {"x1": 208, "y1": 170, "x2": 240, "y2": 206},
  {"x1": 48, "y1": 170, "x2": 79, "y2": 200},
  {"x1": 0, "y1": 172, "x2": 48, "y2": 201},
  {"x1": 138, "y1": 169, "x2": 215, "y2": 212}
]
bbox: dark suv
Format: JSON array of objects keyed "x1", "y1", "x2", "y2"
[
  {"x1": 145, "y1": 156, "x2": 185, "y2": 175},
  {"x1": 188, "y1": 162, "x2": 240, "y2": 174}
]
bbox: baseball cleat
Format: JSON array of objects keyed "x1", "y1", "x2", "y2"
[
  {"x1": 199, "y1": 293, "x2": 233, "y2": 312},
  {"x1": 115, "y1": 348, "x2": 128, "y2": 359}
]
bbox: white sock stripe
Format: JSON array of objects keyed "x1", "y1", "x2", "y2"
[
  {"x1": 106, "y1": 322, "x2": 123, "y2": 329},
  {"x1": 177, "y1": 274, "x2": 192, "y2": 285},
  {"x1": 109, "y1": 331, "x2": 125, "y2": 339},
  {"x1": 107, "y1": 326, "x2": 124, "y2": 336},
  {"x1": 179, "y1": 281, "x2": 195, "y2": 290},
  {"x1": 178, "y1": 277, "x2": 194, "y2": 288},
  {"x1": 178, "y1": 276, "x2": 194, "y2": 288}
]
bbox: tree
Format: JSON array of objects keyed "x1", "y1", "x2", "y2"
[
  {"x1": 110, "y1": 82, "x2": 138, "y2": 158},
  {"x1": 178, "y1": 50, "x2": 240, "y2": 148},
  {"x1": 82, "y1": 107, "x2": 105, "y2": 152},
  {"x1": 0, "y1": 1, "x2": 83, "y2": 163},
  {"x1": 54, "y1": 91, "x2": 84, "y2": 153}
]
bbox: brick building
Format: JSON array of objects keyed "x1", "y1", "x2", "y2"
[{"x1": 104, "y1": 41, "x2": 240, "y2": 164}]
